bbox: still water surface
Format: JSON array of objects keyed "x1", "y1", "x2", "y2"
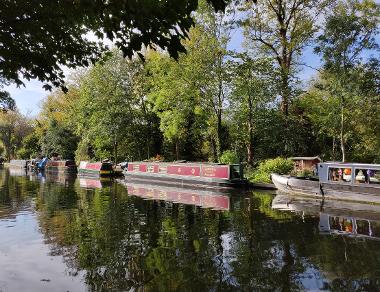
[{"x1": 1, "y1": 169, "x2": 380, "y2": 291}]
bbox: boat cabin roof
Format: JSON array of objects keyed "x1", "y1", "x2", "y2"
[
  {"x1": 319, "y1": 162, "x2": 380, "y2": 170},
  {"x1": 290, "y1": 156, "x2": 321, "y2": 161}
]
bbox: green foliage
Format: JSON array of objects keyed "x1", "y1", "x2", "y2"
[
  {"x1": 0, "y1": 91, "x2": 16, "y2": 111},
  {"x1": 18, "y1": 132, "x2": 41, "y2": 159},
  {"x1": 219, "y1": 150, "x2": 239, "y2": 164},
  {"x1": 0, "y1": 110, "x2": 32, "y2": 161},
  {"x1": 0, "y1": 0, "x2": 227, "y2": 90},
  {"x1": 16, "y1": 148, "x2": 29, "y2": 160},
  {"x1": 40, "y1": 119, "x2": 78, "y2": 159},
  {"x1": 147, "y1": 7, "x2": 231, "y2": 161},
  {"x1": 72, "y1": 51, "x2": 161, "y2": 163},
  {"x1": 293, "y1": 169, "x2": 314, "y2": 177},
  {"x1": 315, "y1": 0, "x2": 380, "y2": 73},
  {"x1": 250, "y1": 157, "x2": 294, "y2": 183}
]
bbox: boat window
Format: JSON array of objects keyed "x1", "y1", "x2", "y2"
[
  {"x1": 355, "y1": 169, "x2": 380, "y2": 184},
  {"x1": 230, "y1": 165, "x2": 241, "y2": 179},
  {"x1": 101, "y1": 163, "x2": 113, "y2": 171},
  {"x1": 356, "y1": 220, "x2": 370, "y2": 236},
  {"x1": 328, "y1": 167, "x2": 352, "y2": 182},
  {"x1": 329, "y1": 217, "x2": 354, "y2": 233}
]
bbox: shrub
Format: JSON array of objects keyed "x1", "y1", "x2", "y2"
[
  {"x1": 16, "y1": 147, "x2": 30, "y2": 159},
  {"x1": 296, "y1": 169, "x2": 314, "y2": 177},
  {"x1": 249, "y1": 157, "x2": 294, "y2": 183},
  {"x1": 219, "y1": 150, "x2": 239, "y2": 164}
]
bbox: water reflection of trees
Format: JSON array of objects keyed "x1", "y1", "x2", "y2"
[
  {"x1": 34, "y1": 186, "x2": 380, "y2": 291},
  {"x1": 0, "y1": 170, "x2": 37, "y2": 219},
  {"x1": 3, "y1": 172, "x2": 380, "y2": 291}
]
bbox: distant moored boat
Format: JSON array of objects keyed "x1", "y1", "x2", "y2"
[
  {"x1": 9, "y1": 160, "x2": 29, "y2": 169},
  {"x1": 45, "y1": 160, "x2": 77, "y2": 173}
]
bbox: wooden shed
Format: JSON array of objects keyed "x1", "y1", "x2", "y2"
[{"x1": 289, "y1": 156, "x2": 321, "y2": 172}]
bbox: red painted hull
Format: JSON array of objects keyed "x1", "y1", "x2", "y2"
[{"x1": 124, "y1": 162, "x2": 245, "y2": 189}]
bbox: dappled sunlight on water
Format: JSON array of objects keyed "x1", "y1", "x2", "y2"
[{"x1": 0, "y1": 169, "x2": 380, "y2": 291}]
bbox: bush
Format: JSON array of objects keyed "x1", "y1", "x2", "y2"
[
  {"x1": 249, "y1": 157, "x2": 294, "y2": 183},
  {"x1": 296, "y1": 169, "x2": 314, "y2": 177},
  {"x1": 16, "y1": 147, "x2": 30, "y2": 159},
  {"x1": 219, "y1": 150, "x2": 239, "y2": 164}
]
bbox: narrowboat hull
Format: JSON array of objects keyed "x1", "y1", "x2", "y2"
[
  {"x1": 9, "y1": 160, "x2": 29, "y2": 169},
  {"x1": 45, "y1": 160, "x2": 77, "y2": 173},
  {"x1": 78, "y1": 169, "x2": 113, "y2": 176},
  {"x1": 78, "y1": 161, "x2": 114, "y2": 177},
  {"x1": 123, "y1": 162, "x2": 247, "y2": 190},
  {"x1": 271, "y1": 173, "x2": 380, "y2": 204}
]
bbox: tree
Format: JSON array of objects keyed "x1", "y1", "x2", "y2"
[
  {"x1": 73, "y1": 51, "x2": 160, "y2": 162},
  {"x1": 229, "y1": 54, "x2": 277, "y2": 165},
  {"x1": 314, "y1": 0, "x2": 380, "y2": 161},
  {"x1": 148, "y1": 2, "x2": 231, "y2": 161},
  {"x1": 0, "y1": 91, "x2": 16, "y2": 111},
  {"x1": 40, "y1": 119, "x2": 78, "y2": 159},
  {"x1": 17, "y1": 131, "x2": 41, "y2": 159},
  {"x1": 301, "y1": 61, "x2": 380, "y2": 163},
  {"x1": 0, "y1": 109, "x2": 32, "y2": 161},
  {"x1": 0, "y1": 0, "x2": 229, "y2": 90},
  {"x1": 148, "y1": 51, "x2": 206, "y2": 160},
  {"x1": 238, "y1": 0, "x2": 330, "y2": 116}
]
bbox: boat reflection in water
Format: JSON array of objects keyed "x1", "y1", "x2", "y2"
[
  {"x1": 8, "y1": 167, "x2": 28, "y2": 177},
  {"x1": 272, "y1": 193, "x2": 380, "y2": 240},
  {"x1": 119, "y1": 181, "x2": 230, "y2": 211},
  {"x1": 79, "y1": 177, "x2": 113, "y2": 189},
  {"x1": 32, "y1": 171, "x2": 76, "y2": 186}
]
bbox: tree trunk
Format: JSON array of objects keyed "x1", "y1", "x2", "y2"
[
  {"x1": 216, "y1": 110, "x2": 222, "y2": 161},
  {"x1": 332, "y1": 136, "x2": 336, "y2": 161},
  {"x1": 340, "y1": 96, "x2": 346, "y2": 162},
  {"x1": 175, "y1": 140, "x2": 179, "y2": 161},
  {"x1": 280, "y1": 72, "x2": 290, "y2": 116},
  {"x1": 247, "y1": 95, "x2": 254, "y2": 166},
  {"x1": 113, "y1": 138, "x2": 118, "y2": 164}
]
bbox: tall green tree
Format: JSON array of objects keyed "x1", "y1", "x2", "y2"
[
  {"x1": 148, "y1": 1, "x2": 231, "y2": 161},
  {"x1": 238, "y1": 0, "x2": 330, "y2": 116},
  {"x1": 301, "y1": 61, "x2": 380, "y2": 163},
  {"x1": 229, "y1": 55, "x2": 278, "y2": 165},
  {"x1": 0, "y1": 109, "x2": 32, "y2": 161},
  {"x1": 74, "y1": 51, "x2": 160, "y2": 162},
  {"x1": 40, "y1": 119, "x2": 78, "y2": 159},
  {"x1": 314, "y1": 0, "x2": 380, "y2": 161}
]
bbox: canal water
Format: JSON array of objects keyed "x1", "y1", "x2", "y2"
[{"x1": 1, "y1": 169, "x2": 380, "y2": 291}]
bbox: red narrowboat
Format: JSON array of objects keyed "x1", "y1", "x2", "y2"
[{"x1": 123, "y1": 162, "x2": 246, "y2": 190}]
